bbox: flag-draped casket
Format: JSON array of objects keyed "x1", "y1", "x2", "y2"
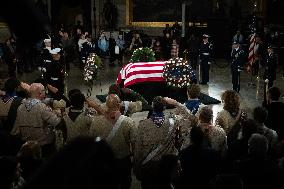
[{"x1": 117, "y1": 61, "x2": 188, "y2": 103}]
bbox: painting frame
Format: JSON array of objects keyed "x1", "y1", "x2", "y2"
[{"x1": 125, "y1": 0, "x2": 207, "y2": 28}]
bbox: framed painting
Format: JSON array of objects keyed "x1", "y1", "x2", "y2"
[{"x1": 126, "y1": 0, "x2": 208, "y2": 27}]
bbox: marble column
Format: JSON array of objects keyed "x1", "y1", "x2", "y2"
[{"x1": 182, "y1": 2, "x2": 186, "y2": 37}]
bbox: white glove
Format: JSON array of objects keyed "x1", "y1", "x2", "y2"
[
  {"x1": 265, "y1": 79, "x2": 269, "y2": 83},
  {"x1": 238, "y1": 69, "x2": 242, "y2": 72},
  {"x1": 208, "y1": 62, "x2": 211, "y2": 65}
]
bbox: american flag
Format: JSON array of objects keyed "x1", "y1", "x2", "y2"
[
  {"x1": 248, "y1": 33, "x2": 257, "y2": 65},
  {"x1": 247, "y1": 15, "x2": 258, "y2": 71},
  {"x1": 117, "y1": 61, "x2": 166, "y2": 87}
]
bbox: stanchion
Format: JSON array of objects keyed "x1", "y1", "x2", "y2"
[
  {"x1": 15, "y1": 59, "x2": 18, "y2": 78},
  {"x1": 255, "y1": 75, "x2": 260, "y2": 99},
  {"x1": 247, "y1": 73, "x2": 256, "y2": 87},
  {"x1": 263, "y1": 79, "x2": 269, "y2": 105},
  {"x1": 198, "y1": 57, "x2": 201, "y2": 83},
  {"x1": 63, "y1": 49, "x2": 68, "y2": 77}
]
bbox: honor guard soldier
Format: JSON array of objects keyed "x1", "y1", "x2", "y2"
[
  {"x1": 41, "y1": 38, "x2": 52, "y2": 74},
  {"x1": 199, "y1": 34, "x2": 213, "y2": 85},
  {"x1": 231, "y1": 41, "x2": 245, "y2": 93},
  {"x1": 45, "y1": 48, "x2": 65, "y2": 99},
  {"x1": 264, "y1": 45, "x2": 277, "y2": 88}
]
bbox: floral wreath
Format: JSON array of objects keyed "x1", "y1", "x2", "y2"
[
  {"x1": 129, "y1": 47, "x2": 156, "y2": 63},
  {"x1": 83, "y1": 53, "x2": 102, "y2": 83},
  {"x1": 163, "y1": 58, "x2": 197, "y2": 88}
]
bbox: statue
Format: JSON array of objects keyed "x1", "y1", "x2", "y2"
[{"x1": 102, "y1": 0, "x2": 117, "y2": 29}]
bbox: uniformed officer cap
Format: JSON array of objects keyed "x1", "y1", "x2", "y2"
[
  {"x1": 267, "y1": 45, "x2": 273, "y2": 49},
  {"x1": 233, "y1": 41, "x2": 239, "y2": 45},
  {"x1": 202, "y1": 34, "x2": 210, "y2": 38},
  {"x1": 43, "y1": 38, "x2": 51, "y2": 43},
  {"x1": 50, "y1": 48, "x2": 61, "y2": 55}
]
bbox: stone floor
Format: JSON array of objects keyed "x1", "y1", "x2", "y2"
[
  {"x1": 3, "y1": 57, "x2": 284, "y2": 189},
  {"x1": 16, "y1": 57, "x2": 284, "y2": 120}
]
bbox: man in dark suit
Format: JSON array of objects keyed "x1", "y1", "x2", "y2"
[{"x1": 264, "y1": 87, "x2": 284, "y2": 140}]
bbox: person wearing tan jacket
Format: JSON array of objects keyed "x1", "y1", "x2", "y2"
[
  {"x1": 11, "y1": 83, "x2": 63, "y2": 157},
  {"x1": 89, "y1": 94, "x2": 137, "y2": 189}
]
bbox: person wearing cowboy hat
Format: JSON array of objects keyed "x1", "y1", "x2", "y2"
[{"x1": 199, "y1": 34, "x2": 213, "y2": 85}]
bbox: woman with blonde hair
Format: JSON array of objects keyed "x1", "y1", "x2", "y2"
[{"x1": 215, "y1": 90, "x2": 242, "y2": 134}]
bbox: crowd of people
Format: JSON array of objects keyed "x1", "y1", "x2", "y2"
[
  {"x1": 1, "y1": 22, "x2": 282, "y2": 94},
  {"x1": 0, "y1": 74, "x2": 284, "y2": 189}
]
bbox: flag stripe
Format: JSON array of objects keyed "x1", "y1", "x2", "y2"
[
  {"x1": 117, "y1": 61, "x2": 167, "y2": 87},
  {"x1": 248, "y1": 33, "x2": 257, "y2": 65},
  {"x1": 125, "y1": 76, "x2": 165, "y2": 87}
]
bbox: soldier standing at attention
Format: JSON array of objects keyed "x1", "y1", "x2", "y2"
[
  {"x1": 199, "y1": 34, "x2": 213, "y2": 85},
  {"x1": 264, "y1": 45, "x2": 277, "y2": 88},
  {"x1": 231, "y1": 41, "x2": 245, "y2": 93},
  {"x1": 45, "y1": 48, "x2": 65, "y2": 99},
  {"x1": 40, "y1": 38, "x2": 52, "y2": 74}
]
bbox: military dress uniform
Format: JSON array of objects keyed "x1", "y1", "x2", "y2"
[
  {"x1": 199, "y1": 39, "x2": 213, "y2": 84},
  {"x1": 231, "y1": 46, "x2": 245, "y2": 92},
  {"x1": 264, "y1": 50, "x2": 277, "y2": 88},
  {"x1": 41, "y1": 39, "x2": 53, "y2": 75},
  {"x1": 42, "y1": 47, "x2": 52, "y2": 65},
  {"x1": 45, "y1": 48, "x2": 65, "y2": 99}
]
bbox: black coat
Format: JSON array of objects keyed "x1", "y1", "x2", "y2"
[
  {"x1": 179, "y1": 145, "x2": 221, "y2": 189},
  {"x1": 264, "y1": 101, "x2": 284, "y2": 140},
  {"x1": 199, "y1": 42, "x2": 213, "y2": 62},
  {"x1": 235, "y1": 156, "x2": 282, "y2": 189},
  {"x1": 41, "y1": 48, "x2": 52, "y2": 64},
  {"x1": 108, "y1": 38, "x2": 117, "y2": 56},
  {"x1": 264, "y1": 53, "x2": 277, "y2": 81},
  {"x1": 231, "y1": 48, "x2": 246, "y2": 71},
  {"x1": 45, "y1": 60, "x2": 64, "y2": 95},
  {"x1": 3, "y1": 44, "x2": 16, "y2": 63},
  {"x1": 81, "y1": 42, "x2": 95, "y2": 60}
]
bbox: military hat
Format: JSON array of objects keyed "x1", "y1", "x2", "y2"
[
  {"x1": 43, "y1": 38, "x2": 51, "y2": 43},
  {"x1": 202, "y1": 34, "x2": 210, "y2": 38},
  {"x1": 50, "y1": 48, "x2": 61, "y2": 55},
  {"x1": 233, "y1": 41, "x2": 239, "y2": 45}
]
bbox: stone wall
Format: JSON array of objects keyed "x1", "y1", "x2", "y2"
[{"x1": 0, "y1": 24, "x2": 11, "y2": 43}]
